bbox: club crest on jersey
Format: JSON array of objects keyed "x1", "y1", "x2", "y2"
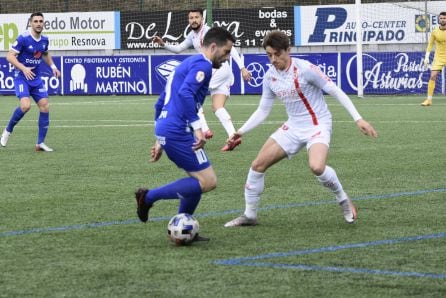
[
  {"x1": 195, "y1": 71, "x2": 205, "y2": 82},
  {"x1": 33, "y1": 51, "x2": 42, "y2": 59}
]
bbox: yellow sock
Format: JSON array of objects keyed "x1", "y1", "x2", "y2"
[{"x1": 427, "y1": 80, "x2": 435, "y2": 100}]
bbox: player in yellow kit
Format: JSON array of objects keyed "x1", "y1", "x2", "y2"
[{"x1": 422, "y1": 12, "x2": 446, "y2": 106}]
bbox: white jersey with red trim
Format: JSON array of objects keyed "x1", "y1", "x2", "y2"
[
  {"x1": 164, "y1": 24, "x2": 245, "y2": 92},
  {"x1": 262, "y1": 57, "x2": 332, "y2": 127}
]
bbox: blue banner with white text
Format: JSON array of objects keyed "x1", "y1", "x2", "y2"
[
  {"x1": 62, "y1": 56, "x2": 149, "y2": 95},
  {"x1": 0, "y1": 57, "x2": 61, "y2": 95},
  {"x1": 0, "y1": 53, "x2": 437, "y2": 96}
]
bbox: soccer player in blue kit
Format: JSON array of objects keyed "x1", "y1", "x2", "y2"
[
  {"x1": 0, "y1": 12, "x2": 61, "y2": 151},
  {"x1": 135, "y1": 27, "x2": 235, "y2": 241}
]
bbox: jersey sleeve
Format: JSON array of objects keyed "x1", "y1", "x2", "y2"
[
  {"x1": 10, "y1": 34, "x2": 24, "y2": 53},
  {"x1": 323, "y1": 82, "x2": 362, "y2": 122},
  {"x1": 154, "y1": 91, "x2": 166, "y2": 121},
  {"x1": 426, "y1": 28, "x2": 436, "y2": 53},
  {"x1": 302, "y1": 62, "x2": 332, "y2": 90},
  {"x1": 238, "y1": 73, "x2": 275, "y2": 134},
  {"x1": 230, "y1": 46, "x2": 245, "y2": 69},
  {"x1": 177, "y1": 61, "x2": 212, "y2": 128},
  {"x1": 164, "y1": 33, "x2": 194, "y2": 53}
]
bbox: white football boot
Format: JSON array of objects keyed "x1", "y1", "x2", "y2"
[
  {"x1": 35, "y1": 143, "x2": 54, "y2": 152},
  {"x1": 224, "y1": 214, "x2": 258, "y2": 227},
  {"x1": 339, "y1": 196, "x2": 357, "y2": 223},
  {"x1": 0, "y1": 129, "x2": 11, "y2": 147}
]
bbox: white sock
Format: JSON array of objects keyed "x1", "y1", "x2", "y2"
[
  {"x1": 316, "y1": 165, "x2": 347, "y2": 203},
  {"x1": 215, "y1": 107, "x2": 235, "y2": 136},
  {"x1": 244, "y1": 168, "x2": 265, "y2": 219},
  {"x1": 198, "y1": 107, "x2": 210, "y2": 132}
]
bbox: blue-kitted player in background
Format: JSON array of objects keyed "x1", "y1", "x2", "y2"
[
  {"x1": 1, "y1": 12, "x2": 61, "y2": 151},
  {"x1": 135, "y1": 27, "x2": 235, "y2": 242}
]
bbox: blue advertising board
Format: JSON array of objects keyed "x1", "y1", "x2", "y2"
[
  {"x1": 62, "y1": 56, "x2": 149, "y2": 95},
  {"x1": 340, "y1": 52, "x2": 434, "y2": 94},
  {"x1": 0, "y1": 52, "x2": 437, "y2": 96},
  {"x1": 0, "y1": 57, "x2": 61, "y2": 95},
  {"x1": 150, "y1": 54, "x2": 242, "y2": 95},
  {"x1": 243, "y1": 53, "x2": 338, "y2": 94},
  {"x1": 150, "y1": 55, "x2": 189, "y2": 95}
]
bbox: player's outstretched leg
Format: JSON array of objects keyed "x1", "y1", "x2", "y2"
[
  {"x1": 135, "y1": 188, "x2": 153, "y2": 222},
  {"x1": 224, "y1": 168, "x2": 263, "y2": 227},
  {"x1": 316, "y1": 165, "x2": 357, "y2": 223}
]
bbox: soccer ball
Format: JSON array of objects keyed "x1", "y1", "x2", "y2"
[{"x1": 167, "y1": 213, "x2": 199, "y2": 245}]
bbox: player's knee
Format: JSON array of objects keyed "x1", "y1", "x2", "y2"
[
  {"x1": 38, "y1": 101, "x2": 50, "y2": 112},
  {"x1": 309, "y1": 163, "x2": 325, "y2": 176},
  {"x1": 251, "y1": 160, "x2": 267, "y2": 173},
  {"x1": 202, "y1": 175, "x2": 217, "y2": 192},
  {"x1": 20, "y1": 103, "x2": 31, "y2": 113}
]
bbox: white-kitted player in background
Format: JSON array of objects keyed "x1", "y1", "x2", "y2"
[{"x1": 153, "y1": 8, "x2": 252, "y2": 151}]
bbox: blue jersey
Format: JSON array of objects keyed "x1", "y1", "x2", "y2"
[
  {"x1": 154, "y1": 53, "x2": 212, "y2": 137},
  {"x1": 11, "y1": 30, "x2": 49, "y2": 84}
]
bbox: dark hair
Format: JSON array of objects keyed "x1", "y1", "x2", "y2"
[
  {"x1": 203, "y1": 27, "x2": 235, "y2": 47},
  {"x1": 440, "y1": 12, "x2": 446, "y2": 17},
  {"x1": 262, "y1": 31, "x2": 290, "y2": 51},
  {"x1": 188, "y1": 8, "x2": 203, "y2": 16},
  {"x1": 30, "y1": 12, "x2": 44, "y2": 20}
]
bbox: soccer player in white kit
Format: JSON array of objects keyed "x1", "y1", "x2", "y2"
[
  {"x1": 224, "y1": 31, "x2": 378, "y2": 227},
  {"x1": 152, "y1": 8, "x2": 252, "y2": 151}
]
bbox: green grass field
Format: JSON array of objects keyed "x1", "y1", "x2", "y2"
[{"x1": 0, "y1": 94, "x2": 445, "y2": 297}]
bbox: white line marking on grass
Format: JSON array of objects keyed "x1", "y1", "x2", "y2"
[{"x1": 4, "y1": 119, "x2": 446, "y2": 129}]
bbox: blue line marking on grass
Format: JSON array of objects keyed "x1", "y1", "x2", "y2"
[
  {"x1": 213, "y1": 232, "x2": 446, "y2": 279},
  {"x1": 1, "y1": 187, "x2": 445, "y2": 238}
]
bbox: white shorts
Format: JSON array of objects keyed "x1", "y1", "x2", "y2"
[
  {"x1": 209, "y1": 61, "x2": 234, "y2": 97},
  {"x1": 270, "y1": 121, "x2": 332, "y2": 159}
]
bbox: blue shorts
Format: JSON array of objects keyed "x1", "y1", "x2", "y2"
[
  {"x1": 156, "y1": 134, "x2": 211, "y2": 172},
  {"x1": 14, "y1": 77, "x2": 48, "y2": 102}
]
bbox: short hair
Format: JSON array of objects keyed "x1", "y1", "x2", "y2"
[
  {"x1": 188, "y1": 8, "x2": 203, "y2": 16},
  {"x1": 440, "y1": 12, "x2": 446, "y2": 17},
  {"x1": 262, "y1": 31, "x2": 290, "y2": 51},
  {"x1": 203, "y1": 27, "x2": 235, "y2": 47},
  {"x1": 30, "y1": 12, "x2": 44, "y2": 20}
]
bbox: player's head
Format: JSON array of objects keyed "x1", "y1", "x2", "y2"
[
  {"x1": 439, "y1": 12, "x2": 446, "y2": 26},
  {"x1": 202, "y1": 27, "x2": 235, "y2": 69},
  {"x1": 28, "y1": 12, "x2": 44, "y2": 35},
  {"x1": 262, "y1": 31, "x2": 291, "y2": 71},
  {"x1": 188, "y1": 8, "x2": 204, "y2": 31}
]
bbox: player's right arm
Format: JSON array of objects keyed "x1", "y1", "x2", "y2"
[
  {"x1": 425, "y1": 29, "x2": 436, "y2": 65},
  {"x1": 153, "y1": 34, "x2": 193, "y2": 54},
  {"x1": 177, "y1": 59, "x2": 212, "y2": 150},
  {"x1": 231, "y1": 75, "x2": 275, "y2": 140},
  {"x1": 7, "y1": 36, "x2": 35, "y2": 80}
]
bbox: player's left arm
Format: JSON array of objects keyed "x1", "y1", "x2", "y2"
[
  {"x1": 229, "y1": 47, "x2": 251, "y2": 81},
  {"x1": 42, "y1": 52, "x2": 61, "y2": 78},
  {"x1": 178, "y1": 63, "x2": 212, "y2": 150},
  {"x1": 306, "y1": 64, "x2": 377, "y2": 138},
  {"x1": 323, "y1": 82, "x2": 378, "y2": 138}
]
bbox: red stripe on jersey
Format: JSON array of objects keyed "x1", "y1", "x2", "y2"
[{"x1": 293, "y1": 66, "x2": 318, "y2": 125}]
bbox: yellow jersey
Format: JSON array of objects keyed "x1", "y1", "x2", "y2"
[{"x1": 426, "y1": 26, "x2": 446, "y2": 62}]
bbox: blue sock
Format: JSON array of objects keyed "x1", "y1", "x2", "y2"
[
  {"x1": 146, "y1": 177, "x2": 202, "y2": 214},
  {"x1": 178, "y1": 192, "x2": 202, "y2": 215},
  {"x1": 37, "y1": 112, "x2": 49, "y2": 144},
  {"x1": 6, "y1": 107, "x2": 26, "y2": 133}
]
